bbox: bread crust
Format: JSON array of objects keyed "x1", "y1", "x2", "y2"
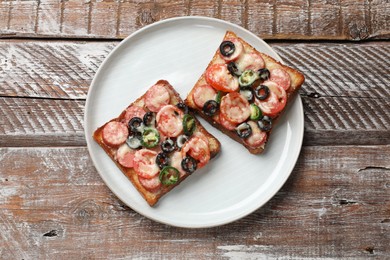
[
  {"x1": 93, "y1": 80, "x2": 220, "y2": 206},
  {"x1": 185, "y1": 31, "x2": 305, "y2": 154}
]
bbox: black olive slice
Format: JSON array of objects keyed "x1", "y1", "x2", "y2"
[
  {"x1": 203, "y1": 100, "x2": 219, "y2": 116},
  {"x1": 128, "y1": 117, "x2": 144, "y2": 133},
  {"x1": 156, "y1": 152, "x2": 170, "y2": 169},
  {"x1": 181, "y1": 156, "x2": 197, "y2": 174},
  {"x1": 176, "y1": 135, "x2": 189, "y2": 149},
  {"x1": 254, "y1": 85, "x2": 270, "y2": 101},
  {"x1": 126, "y1": 135, "x2": 141, "y2": 149},
  {"x1": 143, "y1": 112, "x2": 155, "y2": 127},
  {"x1": 258, "y1": 68, "x2": 270, "y2": 81},
  {"x1": 240, "y1": 89, "x2": 253, "y2": 101},
  {"x1": 236, "y1": 122, "x2": 252, "y2": 138},
  {"x1": 258, "y1": 116, "x2": 272, "y2": 132},
  {"x1": 227, "y1": 62, "x2": 242, "y2": 77},
  {"x1": 219, "y1": 41, "x2": 235, "y2": 57},
  {"x1": 176, "y1": 102, "x2": 189, "y2": 114},
  {"x1": 161, "y1": 138, "x2": 176, "y2": 153}
]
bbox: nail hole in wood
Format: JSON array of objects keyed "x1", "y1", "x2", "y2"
[
  {"x1": 43, "y1": 230, "x2": 58, "y2": 237},
  {"x1": 307, "y1": 92, "x2": 321, "y2": 98},
  {"x1": 365, "y1": 246, "x2": 374, "y2": 254}
]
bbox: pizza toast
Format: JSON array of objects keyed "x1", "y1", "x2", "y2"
[
  {"x1": 185, "y1": 31, "x2": 304, "y2": 154},
  {"x1": 93, "y1": 80, "x2": 220, "y2": 206}
]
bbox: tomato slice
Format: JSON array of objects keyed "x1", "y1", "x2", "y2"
[
  {"x1": 236, "y1": 51, "x2": 265, "y2": 72},
  {"x1": 213, "y1": 113, "x2": 237, "y2": 131},
  {"x1": 133, "y1": 149, "x2": 159, "y2": 179},
  {"x1": 220, "y1": 92, "x2": 251, "y2": 124},
  {"x1": 255, "y1": 81, "x2": 287, "y2": 117},
  {"x1": 181, "y1": 137, "x2": 210, "y2": 168},
  {"x1": 205, "y1": 64, "x2": 239, "y2": 92},
  {"x1": 270, "y1": 68, "x2": 291, "y2": 91},
  {"x1": 243, "y1": 121, "x2": 267, "y2": 148},
  {"x1": 156, "y1": 105, "x2": 184, "y2": 137}
]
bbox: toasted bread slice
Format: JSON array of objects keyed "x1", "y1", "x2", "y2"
[
  {"x1": 94, "y1": 80, "x2": 220, "y2": 206},
  {"x1": 185, "y1": 31, "x2": 304, "y2": 154}
]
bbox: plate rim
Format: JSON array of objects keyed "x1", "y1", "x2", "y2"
[{"x1": 84, "y1": 16, "x2": 304, "y2": 228}]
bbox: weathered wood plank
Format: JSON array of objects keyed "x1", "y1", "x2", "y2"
[
  {"x1": 1, "y1": 41, "x2": 389, "y2": 146},
  {"x1": 0, "y1": 146, "x2": 389, "y2": 258},
  {"x1": 0, "y1": 41, "x2": 116, "y2": 99},
  {"x1": 0, "y1": 0, "x2": 389, "y2": 40},
  {"x1": 1, "y1": 95, "x2": 389, "y2": 147},
  {"x1": 0, "y1": 98, "x2": 85, "y2": 147},
  {"x1": 1, "y1": 41, "x2": 389, "y2": 100}
]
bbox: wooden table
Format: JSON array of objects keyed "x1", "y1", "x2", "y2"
[{"x1": 1, "y1": 1, "x2": 389, "y2": 258}]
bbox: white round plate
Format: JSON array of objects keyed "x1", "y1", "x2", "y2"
[{"x1": 85, "y1": 16, "x2": 304, "y2": 228}]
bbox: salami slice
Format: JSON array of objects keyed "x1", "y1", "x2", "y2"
[
  {"x1": 220, "y1": 92, "x2": 251, "y2": 124},
  {"x1": 255, "y1": 81, "x2": 287, "y2": 117},
  {"x1": 236, "y1": 51, "x2": 265, "y2": 72},
  {"x1": 133, "y1": 149, "x2": 159, "y2": 179},
  {"x1": 138, "y1": 175, "x2": 162, "y2": 192},
  {"x1": 243, "y1": 121, "x2": 267, "y2": 148},
  {"x1": 102, "y1": 121, "x2": 128, "y2": 147},
  {"x1": 145, "y1": 82, "x2": 171, "y2": 112},
  {"x1": 116, "y1": 143, "x2": 135, "y2": 168},
  {"x1": 123, "y1": 106, "x2": 146, "y2": 124},
  {"x1": 205, "y1": 64, "x2": 239, "y2": 92},
  {"x1": 192, "y1": 84, "x2": 217, "y2": 108},
  {"x1": 219, "y1": 38, "x2": 244, "y2": 61},
  {"x1": 156, "y1": 105, "x2": 184, "y2": 137},
  {"x1": 270, "y1": 68, "x2": 291, "y2": 90},
  {"x1": 181, "y1": 137, "x2": 210, "y2": 168}
]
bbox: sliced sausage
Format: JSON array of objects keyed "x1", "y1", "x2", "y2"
[
  {"x1": 192, "y1": 84, "x2": 217, "y2": 108},
  {"x1": 123, "y1": 106, "x2": 146, "y2": 124},
  {"x1": 219, "y1": 38, "x2": 244, "y2": 61},
  {"x1": 116, "y1": 143, "x2": 135, "y2": 168},
  {"x1": 102, "y1": 121, "x2": 128, "y2": 147},
  {"x1": 138, "y1": 175, "x2": 161, "y2": 192},
  {"x1": 145, "y1": 82, "x2": 171, "y2": 112}
]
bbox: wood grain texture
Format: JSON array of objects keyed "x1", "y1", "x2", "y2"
[
  {"x1": 0, "y1": 97, "x2": 85, "y2": 147},
  {"x1": 0, "y1": 146, "x2": 389, "y2": 258},
  {"x1": 0, "y1": 0, "x2": 389, "y2": 40},
  {"x1": 273, "y1": 43, "x2": 390, "y2": 145},
  {"x1": 0, "y1": 41, "x2": 116, "y2": 99},
  {"x1": 1, "y1": 41, "x2": 388, "y2": 146}
]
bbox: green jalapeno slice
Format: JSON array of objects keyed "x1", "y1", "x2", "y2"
[
  {"x1": 183, "y1": 114, "x2": 196, "y2": 136},
  {"x1": 159, "y1": 166, "x2": 180, "y2": 185},
  {"x1": 250, "y1": 104, "x2": 262, "y2": 120},
  {"x1": 141, "y1": 127, "x2": 160, "y2": 148}
]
